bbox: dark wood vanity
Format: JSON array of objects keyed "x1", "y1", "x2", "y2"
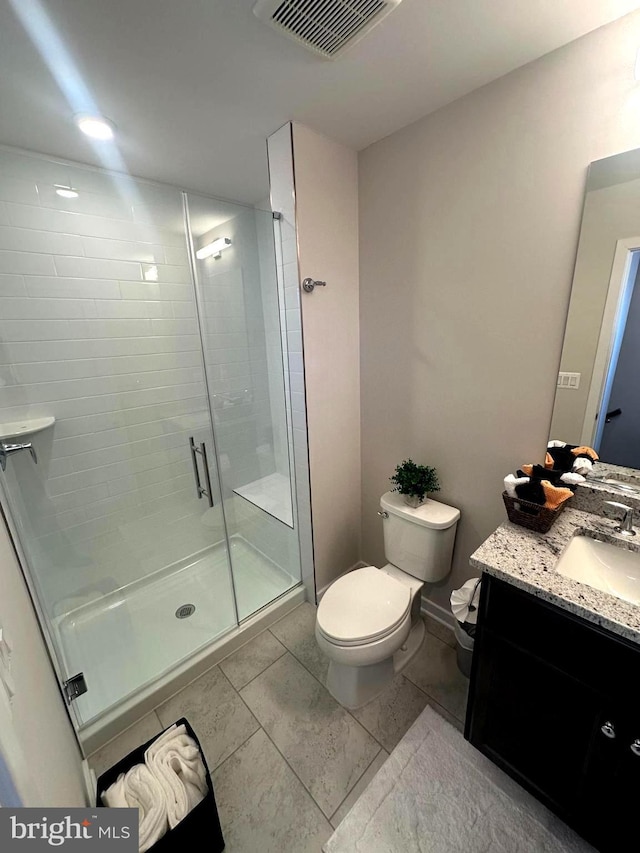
[{"x1": 466, "y1": 574, "x2": 640, "y2": 853}]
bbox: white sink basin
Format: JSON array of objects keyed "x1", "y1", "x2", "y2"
[{"x1": 556, "y1": 535, "x2": 640, "y2": 605}]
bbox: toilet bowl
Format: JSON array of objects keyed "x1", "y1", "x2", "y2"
[{"x1": 316, "y1": 491, "x2": 460, "y2": 709}]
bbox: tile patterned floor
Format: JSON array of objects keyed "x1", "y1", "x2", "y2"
[{"x1": 90, "y1": 604, "x2": 469, "y2": 852}]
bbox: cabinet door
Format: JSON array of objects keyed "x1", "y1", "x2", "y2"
[
  {"x1": 580, "y1": 712, "x2": 640, "y2": 852},
  {"x1": 468, "y1": 630, "x2": 602, "y2": 815}
]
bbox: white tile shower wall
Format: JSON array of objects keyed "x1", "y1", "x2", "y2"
[
  {"x1": 267, "y1": 125, "x2": 315, "y2": 601},
  {"x1": 0, "y1": 149, "x2": 221, "y2": 611}
]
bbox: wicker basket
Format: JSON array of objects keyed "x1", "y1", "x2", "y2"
[{"x1": 502, "y1": 491, "x2": 570, "y2": 534}]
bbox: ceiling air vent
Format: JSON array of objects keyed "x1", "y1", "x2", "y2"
[{"x1": 253, "y1": 0, "x2": 403, "y2": 59}]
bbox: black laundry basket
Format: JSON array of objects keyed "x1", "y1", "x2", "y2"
[{"x1": 96, "y1": 717, "x2": 225, "y2": 852}]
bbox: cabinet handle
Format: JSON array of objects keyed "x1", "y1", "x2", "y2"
[
  {"x1": 601, "y1": 721, "x2": 616, "y2": 739},
  {"x1": 630, "y1": 739, "x2": 640, "y2": 757}
]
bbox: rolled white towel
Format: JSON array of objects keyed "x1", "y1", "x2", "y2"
[
  {"x1": 559, "y1": 471, "x2": 585, "y2": 486},
  {"x1": 127, "y1": 764, "x2": 169, "y2": 853},
  {"x1": 504, "y1": 474, "x2": 529, "y2": 498},
  {"x1": 102, "y1": 764, "x2": 168, "y2": 853},
  {"x1": 145, "y1": 724, "x2": 207, "y2": 829},
  {"x1": 102, "y1": 772, "x2": 129, "y2": 809}
]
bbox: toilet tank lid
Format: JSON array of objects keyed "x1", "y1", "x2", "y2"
[{"x1": 380, "y1": 491, "x2": 460, "y2": 530}]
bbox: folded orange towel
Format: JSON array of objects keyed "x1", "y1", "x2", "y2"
[{"x1": 540, "y1": 480, "x2": 573, "y2": 510}]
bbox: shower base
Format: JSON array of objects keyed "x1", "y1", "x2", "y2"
[{"x1": 54, "y1": 535, "x2": 299, "y2": 734}]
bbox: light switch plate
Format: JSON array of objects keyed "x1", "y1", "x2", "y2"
[{"x1": 557, "y1": 372, "x2": 581, "y2": 389}]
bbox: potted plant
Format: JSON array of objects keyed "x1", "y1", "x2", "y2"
[{"x1": 390, "y1": 459, "x2": 440, "y2": 507}]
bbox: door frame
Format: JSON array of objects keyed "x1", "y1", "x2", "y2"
[{"x1": 580, "y1": 236, "x2": 640, "y2": 447}]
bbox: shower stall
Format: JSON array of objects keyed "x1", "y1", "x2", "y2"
[{"x1": 0, "y1": 146, "x2": 307, "y2": 745}]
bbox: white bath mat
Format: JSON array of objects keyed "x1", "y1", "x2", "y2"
[{"x1": 324, "y1": 705, "x2": 594, "y2": 853}]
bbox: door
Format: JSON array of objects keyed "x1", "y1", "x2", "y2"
[
  {"x1": 579, "y1": 709, "x2": 640, "y2": 852},
  {"x1": 598, "y1": 258, "x2": 640, "y2": 467},
  {"x1": 185, "y1": 194, "x2": 302, "y2": 621},
  {"x1": 469, "y1": 630, "x2": 602, "y2": 815},
  {"x1": 0, "y1": 149, "x2": 237, "y2": 727}
]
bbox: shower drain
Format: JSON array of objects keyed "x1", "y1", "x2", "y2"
[{"x1": 175, "y1": 604, "x2": 196, "y2": 619}]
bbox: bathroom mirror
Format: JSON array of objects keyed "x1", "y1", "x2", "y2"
[{"x1": 549, "y1": 147, "x2": 640, "y2": 471}]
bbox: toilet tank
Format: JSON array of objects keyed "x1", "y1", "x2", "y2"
[{"x1": 380, "y1": 491, "x2": 460, "y2": 582}]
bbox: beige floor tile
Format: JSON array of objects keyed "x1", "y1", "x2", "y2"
[
  {"x1": 89, "y1": 712, "x2": 163, "y2": 781},
  {"x1": 427, "y1": 698, "x2": 464, "y2": 733},
  {"x1": 219, "y1": 630, "x2": 287, "y2": 690},
  {"x1": 213, "y1": 729, "x2": 332, "y2": 853},
  {"x1": 240, "y1": 653, "x2": 379, "y2": 817},
  {"x1": 270, "y1": 602, "x2": 329, "y2": 684},
  {"x1": 330, "y1": 749, "x2": 388, "y2": 829},
  {"x1": 403, "y1": 632, "x2": 469, "y2": 722},
  {"x1": 351, "y1": 675, "x2": 429, "y2": 752},
  {"x1": 156, "y1": 666, "x2": 259, "y2": 770}
]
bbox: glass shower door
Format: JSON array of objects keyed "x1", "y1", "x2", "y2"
[
  {"x1": 185, "y1": 194, "x2": 302, "y2": 620},
  {"x1": 0, "y1": 149, "x2": 237, "y2": 726}
]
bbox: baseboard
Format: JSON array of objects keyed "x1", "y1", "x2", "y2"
[
  {"x1": 316, "y1": 561, "x2": 367, "y2": 601},
  {"x1": 420, "y1": 596, "x2": 456, "y2": 631}
]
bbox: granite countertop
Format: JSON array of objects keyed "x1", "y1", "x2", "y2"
[{"x1": 470, "y1": 506, "x2": 640, "y2": 645}]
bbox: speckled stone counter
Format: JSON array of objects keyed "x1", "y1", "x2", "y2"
[
  {"x1": 572, "y1": 462, "x2": 640, "y2": 516},
  {"x1": 470, "y1": 507, "x2": 640, "y2": 645}
]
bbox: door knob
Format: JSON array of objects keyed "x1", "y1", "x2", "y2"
[
  {"x1": 600, "y1": 721, "x2": 616, "y2": 739},
  {"x1": 630, "y1": 739, "x2": 640, "y2": 756},
  {"x1": 302, "y1": 278, "x2": 327, "y2": 293}
]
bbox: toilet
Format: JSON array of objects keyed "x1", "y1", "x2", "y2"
[{"x1": 316, "y1": 490, "x2": 460, "y2": 709}]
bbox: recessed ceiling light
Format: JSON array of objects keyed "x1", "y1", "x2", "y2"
[
  {"x1": 74, "y1": 113, "x2": 115, "y2": 141},
  {"x1": 54, "y1": 185, "x2": 79, "y2": 199}
]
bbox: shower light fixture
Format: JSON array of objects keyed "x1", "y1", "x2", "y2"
[
  {"x1": 196, "y1": 237, "x2": 232, "y2": 260},
  {"x1": 54, "y1": 185, "x2": 79, "y2": 198},
  {"x1": 74, "y1": 113, "x2": 115, "y2": 140}
]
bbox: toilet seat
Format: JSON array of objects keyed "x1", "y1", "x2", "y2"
[{"x1": 317, "y1": 566, "x2": 411, "y2": 646}]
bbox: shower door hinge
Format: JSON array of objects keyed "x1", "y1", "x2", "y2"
[{"x1": 63, "y1": 672, "x2": 87, "y2": 704}]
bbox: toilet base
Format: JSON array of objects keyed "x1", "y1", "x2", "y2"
[{"x1": 325, "y1": 617, "x2": 425, "y2": 710}]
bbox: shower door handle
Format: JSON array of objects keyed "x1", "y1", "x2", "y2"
[
  {"x1": 189, "y1": 437, "x2": 214, "y2": 508},
  {"x1": 199, "y1": 441, "x2": 215, "y2": 509}
]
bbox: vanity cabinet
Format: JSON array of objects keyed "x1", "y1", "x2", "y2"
[{"x1": 466, "y1": 574, "x2": 640, "y2": 852}]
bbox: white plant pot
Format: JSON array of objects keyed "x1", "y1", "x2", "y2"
[{"x1": 403, "y1": 494, "x2": 425, "y2": 508}]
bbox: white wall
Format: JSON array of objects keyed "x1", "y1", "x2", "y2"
[
  {"x1": 359, "y1": 11, "x2": 640, "y2": 613},
  {"x1": 292, "y1": 124, "x2": 360, "y2": 593},
  {"x1": 0, "y1": 510, "x2": 85, "y2": 805}
]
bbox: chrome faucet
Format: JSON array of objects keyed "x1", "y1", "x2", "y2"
[
  {"x1": 0, "y1": 442, "x2": 37, "y2": 472},
  {"x1": 604, "y1": 501, "x2": 636, "y2": 536}
]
